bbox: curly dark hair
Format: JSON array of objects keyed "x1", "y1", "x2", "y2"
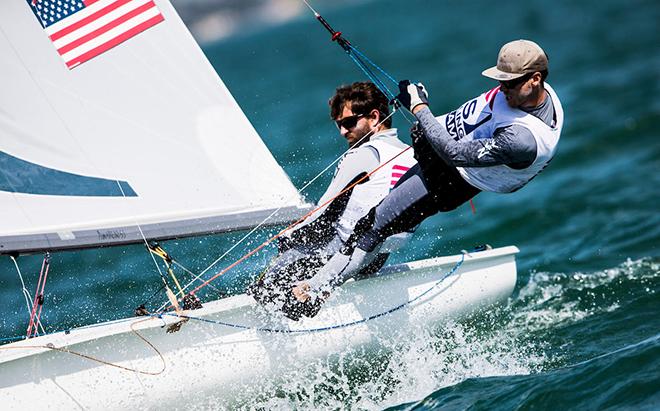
[{"x1": 329, "y1": 82, "x2": 391, "y2": 128}]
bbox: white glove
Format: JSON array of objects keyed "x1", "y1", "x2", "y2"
[{"x1": 396, "y1": 80, "x2": 429, "y2": 112}]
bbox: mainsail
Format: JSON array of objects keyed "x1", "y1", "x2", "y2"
[{"x1": 0, "y1": 0, "x2": 309, "y2": 255}]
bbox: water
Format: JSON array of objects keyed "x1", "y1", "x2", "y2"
[{"x1": 1, "y1": 0, "x2": 659, "y2": 409}]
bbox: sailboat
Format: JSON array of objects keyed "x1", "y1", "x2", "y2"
[{"x1": 0, "y1": 0, "x2": 519, "y2": 407}]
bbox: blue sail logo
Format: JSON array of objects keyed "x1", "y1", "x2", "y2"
[{"x1": 0, "y1": 151, "x2": 137, "y2": 197}]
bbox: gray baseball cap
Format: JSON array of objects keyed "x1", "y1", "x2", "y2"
[{"x1": 482, "y1": 39, "x2": 548, "y2": 81}]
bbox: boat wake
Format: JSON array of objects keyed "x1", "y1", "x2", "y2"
[
  {"x1": 384, "y1": 256, "x2": 660, "y2": 410},
  {"x1": 509, "y1": 257, "x2": 659, "y2": 346},
  {"x1": 195, "y1": 257, "x2": 658, "y2": 410},
  {"x1": 190, "y1": 315, "x2": 546, "y2": 410}
]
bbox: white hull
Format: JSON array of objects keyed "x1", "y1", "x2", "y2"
[{"x1": 0, "y1": 246, "x2": 518, "y2": 408}]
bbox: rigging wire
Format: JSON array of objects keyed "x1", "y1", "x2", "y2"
[
  {"x1": 11, "y1": 256, "x2": 36, "y2": 321},
  {"x1": 186, "y1": 145, "x2": 412, "y2": 299},
  {"x1": 156, "y1": 110, "x2": 398, "y2": 312},
  {"x1": 170, "y1": 254, "x2": 464, "y2": 333},
  {"x1": 11, "y1": 256, "x2": 46, "y2": 336},
  {"x1": 300, "y1": 0, "x2": 415, "y2": 125},
  {"x1": 26, "y1": 253, "x2": 51, "y2": 339},
  {"x1": 157, "y1": 1, "x2": 420, "y2": 307}
]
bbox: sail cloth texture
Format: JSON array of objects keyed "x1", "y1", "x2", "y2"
[{"x1": 0, "y1": 0, "x2": 308, "y2": 254}]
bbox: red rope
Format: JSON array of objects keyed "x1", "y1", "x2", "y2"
[
  {"x1": 26, "y1": 255, "x2": 49, "y2": 338},
  {"x1": 186, "y1": 146, "x2": 413, "y2": 299},
  {"x1": 31, "y1": 257, "x2": 51, "y2": 338}
]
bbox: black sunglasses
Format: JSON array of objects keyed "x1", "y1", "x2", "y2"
[
  {"x1": 335, "y1": 113, "x2": 365, "y2": 130},
  {"x1": 499, "y1": 73, "x2": 533, "y2": 90}
]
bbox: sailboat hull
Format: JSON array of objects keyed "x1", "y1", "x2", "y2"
[{"x1": 0, "y1": 246, "x2": 518, "y2": 408}]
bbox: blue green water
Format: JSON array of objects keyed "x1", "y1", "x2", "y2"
[{"x1": 1, "y1": 0, "x2": 659, "y2": 409}]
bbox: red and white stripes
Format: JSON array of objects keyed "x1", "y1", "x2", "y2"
[
  {"x1": 45, "y1": 0, "x2": 164, "y2": 69},
  {"x1": 391, "y1": 164, "x2": 410, "y2": 188}
]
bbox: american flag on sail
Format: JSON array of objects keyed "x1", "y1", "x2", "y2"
[
  {"x1": 27, "y1": 0, "x2": 164, "y2": 69},
  {"x1": 391, "y1": 164, "x2": 410, "y2": 189}
]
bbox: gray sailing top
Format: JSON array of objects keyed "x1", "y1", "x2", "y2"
[{"x1": 416, "y1": 90, "x2": 555, "y2": 169}]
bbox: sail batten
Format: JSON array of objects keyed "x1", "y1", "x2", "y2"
[{"x1": 1, "y1": 0, "x2": 309, "y2": 254}]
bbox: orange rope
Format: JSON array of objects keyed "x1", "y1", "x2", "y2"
[
  {"x1": 26, "y1": 254, "x2": 50, "y2": 338},
  {"x1": 470, "y1": 198, "x2": 476, "y2": 214},
  {"x1": 1, "y1": 317, "x2": 166, "y2": 375},
  {"x1": 186, "y1": 145, "x2": 413, "y2": 298}
]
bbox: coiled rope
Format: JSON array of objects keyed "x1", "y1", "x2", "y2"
[{"x1": 0, "y1": 316, "x2": 166, "y2": 375}]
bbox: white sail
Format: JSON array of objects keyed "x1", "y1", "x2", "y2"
[{"x1": 0, "y1": 0, "x2": 309, "y2": 254}]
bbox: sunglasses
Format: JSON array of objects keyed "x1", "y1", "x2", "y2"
[
  {"x1": 335, "y1": 113, "x2": 365, "y2": 130},
  {"x1": 499, "y1": 73, "x2": 533, "y2": 90}
]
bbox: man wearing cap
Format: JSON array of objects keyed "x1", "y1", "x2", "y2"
[{"x1": 292, "y1": 39, "x2": 564, "y2": 310}]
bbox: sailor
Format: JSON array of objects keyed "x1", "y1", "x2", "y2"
[
  {"x1": 293, "y1": 39, "x2": 565, "y2": 307},
  {"x1": 248, "y1": 81, "x2": 417, "y2": 319}
]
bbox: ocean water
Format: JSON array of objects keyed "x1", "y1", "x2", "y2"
[{"x1": 1, "y1": 0, "x2": 659, "y2": 409}]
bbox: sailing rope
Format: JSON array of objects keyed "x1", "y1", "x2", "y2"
[
  {"x1": 156, "y1": 110, "x2": 400, "y2": 311},
  {"x1": 148, "y1": 243, "x2": 185, "y2": 298},
  {"x1": 155, "y1": 3, "x2": 421, "y2": 309},
  {"x1": 26, "y1": 253, "x2": 51, "y2": 339},
  {"x1": 172, "y1": 254, "x2": 465, "y2": 333},
  {"x1": 150, "y1": 1, "x2": 416, "y2": 310},
  {"x1": 182, "y1": 145, "x2": 413, "y2": 302},
  {"x1": 0, "y1": 317, "x2": 166, "y2": 375},
  {"x1": 11, "y1": 256, "x2": 46, "y2": 336}
]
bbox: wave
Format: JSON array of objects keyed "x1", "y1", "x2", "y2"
[
  {"x1": 387, "y1": 257, "x2": 660, "y2": 410},
  {"x1": 185, "y1": 257, "x2": 658, "y2": 410}
]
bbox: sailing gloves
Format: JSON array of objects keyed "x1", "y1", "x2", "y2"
[{"x1": 396, "y1": 80, "x2": 429, "y2": 112}]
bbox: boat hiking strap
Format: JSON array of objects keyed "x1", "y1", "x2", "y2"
[
  {"x1": 171, "y1": 253, "x2": 465, "y2": 333},
  {"x1": 26, "y1": 253, "x2": 51, "y2": 339}
]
